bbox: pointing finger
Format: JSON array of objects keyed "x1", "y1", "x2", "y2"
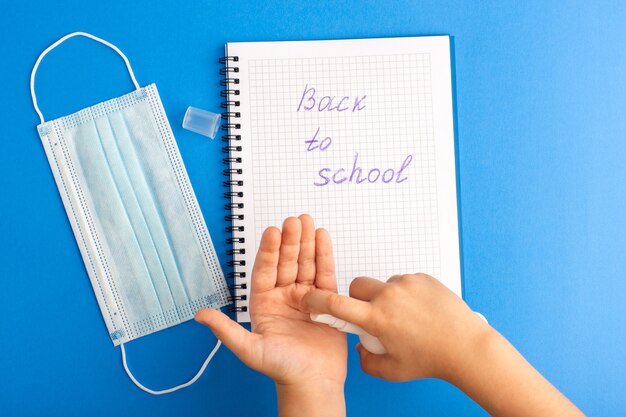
[
  {"x1": 349, "y1": 276, "x2": 386, "y2": 301},
  {"x1": 302, "y1": 288, "x2": 371, "y2": 327},
  {"x1": 251, "y1": 227, "x2": 281, "y2": 293}
]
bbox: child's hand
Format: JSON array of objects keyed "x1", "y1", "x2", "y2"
[
  {"x1": 196, "y1": 215, "x2": 347, "y2": 416},
  {"x1": 302, "y1": 273, "x2": 485, "y2": 382},
  {"x1": 302, "y1": 274, "x2": 585, "y2": 417}
]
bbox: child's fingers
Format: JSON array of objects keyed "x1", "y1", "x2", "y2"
[
  {"x1": 296, "y1": 214, "x2": 316, "y2": 285},
  {"x1": 356, "y1": 343, "x2": 394, "y2": 380},
  {"x1": 195, "y1": 309, "x2": 262, "y2": 370},
  {"x1": 276, "y1": 217, "x2": 302, "y2": 286},
  {"x1": 302, "y1": 288, "x2": 371, "y2": 327},
  {"x1": 386, "y1": 274, "x2": 403, "y2": 283},
  {"x1": 349, "y1": 276, "x2": 385, "y2": 301},
  {"x1": 314, "y1": 228, "x2": 337, "y2": 291},
  {"x1": 251, "y1": 227, "x2": 281, "y2": 293}
]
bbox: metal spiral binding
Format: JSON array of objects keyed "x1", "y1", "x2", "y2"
[{"x1": 220, "y1": 55, "x2": 247, "y2": 313}]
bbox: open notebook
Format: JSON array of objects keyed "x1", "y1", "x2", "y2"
[{"x1": 220, "y1": 36, "x2": 461, "y2": 321}]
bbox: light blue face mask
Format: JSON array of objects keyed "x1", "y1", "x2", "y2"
[{"x1": 30, "y1": 32, "x2": 230, "y2": 394}]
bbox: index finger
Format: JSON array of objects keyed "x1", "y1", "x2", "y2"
[
  {"x1": 349, "y1": 276, "x2": 385, "y2": 301},
  {"x1": 251, "y1": 227, "x2": 281, "y2": 294},
  {"x1": 302, "y1": 288, "x2": 372, "y2": 327}
]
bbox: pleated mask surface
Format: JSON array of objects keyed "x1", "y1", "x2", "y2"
[{"x1": 31, "y1": 33, "x2": 230, "y2": 347}]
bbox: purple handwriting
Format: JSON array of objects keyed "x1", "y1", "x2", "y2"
[
  {"x1": 297, "y1": 84, "x2": 367, "y2": 112},
  {"x1": 314, "y1": 153, "x2": 413, "y2": 186},
  {"x1": 305, "y1": 127, "x2": 332, "y2": 151},
  {"x1": 297, "y1": 85, "x2": 412, "y2": 185}
]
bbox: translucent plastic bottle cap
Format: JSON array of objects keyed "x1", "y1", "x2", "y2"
[{"x1": 183, "y1": 106, "x2": 221, "y2": 139}]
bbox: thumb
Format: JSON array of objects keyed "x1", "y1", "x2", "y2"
[
  {"x1": 356, "y1": 343, "x2": 394, "y2": 381},
  {"x1": 195, "y1": 309, "x2": 262, "y2": 369}
]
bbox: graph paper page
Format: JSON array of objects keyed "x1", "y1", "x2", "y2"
[{"x1": 227, "y1": 37, "x2": 460, "y2": 321}]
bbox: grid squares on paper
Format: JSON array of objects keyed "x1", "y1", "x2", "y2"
[{"x1": 248, "y1": 53, "x2": 441, "y2": 294}]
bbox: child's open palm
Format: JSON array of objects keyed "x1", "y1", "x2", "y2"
[{"x1": 195, "y1": 215, "x2": 347, "y2": 389}]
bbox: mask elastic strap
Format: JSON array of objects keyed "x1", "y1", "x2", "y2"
[
  {"x1": 120, "y1": 338, "x2": 222, "y2": 395},
  {"x1": 30, "y1": 31, "x2": 141, "y2": 124}
]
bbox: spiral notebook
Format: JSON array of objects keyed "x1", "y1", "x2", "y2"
[{"x1": 220, "y1": 36, "x2": 461, "y2": 321}]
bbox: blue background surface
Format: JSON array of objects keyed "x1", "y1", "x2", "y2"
[{"x1": 1, "y1": 1, "x2": 625, "y2": 416}]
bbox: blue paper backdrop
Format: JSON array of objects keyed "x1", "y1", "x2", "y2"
[{"x1": 1, "y1": 1, "x2": 624, "y2": 416}]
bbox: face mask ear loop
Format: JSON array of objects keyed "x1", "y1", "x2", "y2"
[
  {"x1": 30, "y1": 31, "x2": 141, "y2": 125},
  {"x1": 120, "y1": 338, "x2": 222, "y2": 395}
]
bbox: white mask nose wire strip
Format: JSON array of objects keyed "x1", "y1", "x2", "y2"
[
  {"x1": 29, "y1": 31, "x2": 141, "y2": 124},
  {"x1": 121, "y1": 339, "x2": 222, "y2": 395}
]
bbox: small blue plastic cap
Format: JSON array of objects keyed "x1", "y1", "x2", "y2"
[{"x1": 183, "y1": 106, "x2": 221, "y2": 139}]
